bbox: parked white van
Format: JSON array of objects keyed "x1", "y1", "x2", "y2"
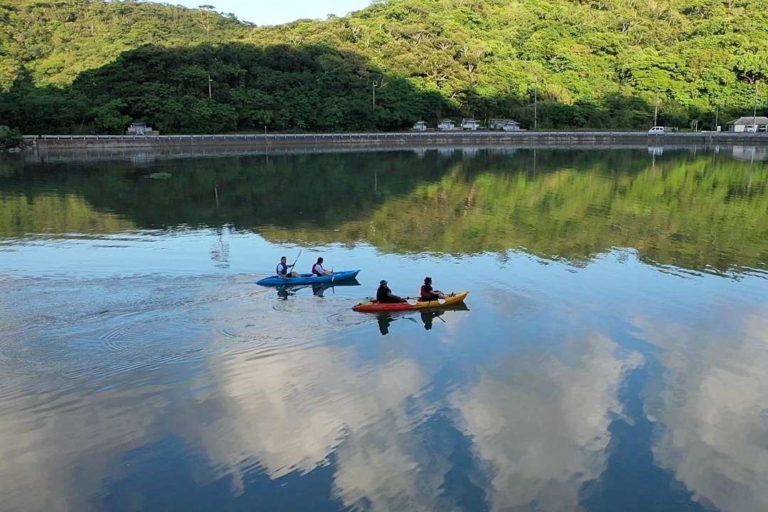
[
  {"x1": 437, "y1": 119, "x2": 455, "y2": 131},
  {"x1": 461, "y1": 119, "x2": 481, "y2": 131},
  {"x1": 648, "y1": 126, "x2": 666, "y2": 135}
]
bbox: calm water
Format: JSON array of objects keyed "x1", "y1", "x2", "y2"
[{"x1": 1, "y1": 147, "x2": 768, "y2": 512}]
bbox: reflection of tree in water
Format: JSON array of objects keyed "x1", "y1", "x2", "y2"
[
  {"x1": 209, "y1": 227, "x2": 230, "y2": 269},
  {"x1": 4, "y1": 149, "x2": 768, "y2": 274},
  {"x1": 259, "y1": 150, "x2": 768, "y2": 274}
]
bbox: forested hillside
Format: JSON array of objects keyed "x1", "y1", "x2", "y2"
[{"x1": 1, "y1": 0, "x2": 766, "y2": 133}]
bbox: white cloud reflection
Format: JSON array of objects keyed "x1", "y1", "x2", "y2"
[
  {"x1": 449, "y1": 335, "x2": 642, "y2": 512},
  {"x1": 190, "y1": 342, "x2": 458, "y2": 510},
  {"x1": 0, "y1": 384, "x2": 165, "y2": 512},
  {"x1": 637, "y1": 311, "x2": 768, "y2": 512},
  {"x1": 9, "y1": 273, "x2": 766, "y2": 512}
]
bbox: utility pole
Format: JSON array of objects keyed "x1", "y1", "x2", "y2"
[
  {"x1": 654, "y1": 101, "x2": 659, "y2": 126},
  {"x1": 753, "y1": 82, "x2": 758, "y2": 130},
  {"x1": 198, "y1": 5, "x2": 216, "y2": 100},
  {"x1": 533, "y1": 84, "x2": 538, "y2": 130},
  {"x1": 372, "y1": 79, "x2": 381, "y2": 110},
  {"x1": 714, "y1": 105, "x2": 719, "y2": 131}
]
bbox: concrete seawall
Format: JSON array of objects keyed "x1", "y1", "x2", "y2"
[{"x1": 30, "y1": 131, "x2": 768, "y2": 151}]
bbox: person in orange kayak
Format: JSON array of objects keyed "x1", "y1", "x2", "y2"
[
  {"x1": 377, "y1": 280, "x2": 407, "y2": 303},
  {"x1": 311, "y1": 257, "x2": 333, "y2": 276},
  {"x1": 420, "y1": 277, "x2": 451, "y2": 301}
]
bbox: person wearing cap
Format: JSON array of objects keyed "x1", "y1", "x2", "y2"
[
  {"x1": 377, "y1": 279, "x2": 407, "y2": 303},
  {"x1": 419, "y1": 277, "x2": 450, "y2": 301}
]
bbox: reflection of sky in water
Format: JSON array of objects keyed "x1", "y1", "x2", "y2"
[
  {"x1": 450, "y1": 335, "x2": 642, "y2": 512},
  {"x1": 637, "y1": 310, "x2": 768, "y2": 512},
  {"x1": 1, "y1": 231, "x2": 766, "y2": 511},
  {"x1": 2, "y1": 148, "x2": 768, "y2": 511},
  {"x1": 0, "y1": 229, "x2": 766, "y2": 510}
]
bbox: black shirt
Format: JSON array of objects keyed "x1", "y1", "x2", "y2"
[{"x1": 377, "y1": 285, "x2": 390, "y2": 302}]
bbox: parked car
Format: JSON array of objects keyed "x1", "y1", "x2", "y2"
[
  {"x1": 746, "y1": 124, "x2": 757, "y2": 133},
  {"x1": 501, "y1": 122, "x2": 522, "y2": 132},
  {"x1": 460, "y1": 119, "x2": 481, "y2": 131},
  {"x1": 412, "y1": 121, "x2": 428, "y2": 131},
  {"x1": 648, "y1": 126, "x2": 666, "y2": 135},
  {"x1": 437, "y1": 119, "x2": 455, "y2": 131}
]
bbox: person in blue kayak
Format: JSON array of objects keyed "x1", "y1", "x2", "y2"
[
  {"x1": 420, "y1": 277, "x2": 451, "y2": 301},
  {"x1": 377, "y1": 280, "x2": 407, "y2": 303},
  {"x1": 312, "y1": 257, "x2": 333, "y2": 276},
  {"x1": 277, "y1": 256, "x2": 299, "y2": 278}
]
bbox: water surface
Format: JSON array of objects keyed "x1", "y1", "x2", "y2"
[{"x1": 1, "y1": 147, "x2": 767, "y2": 512}]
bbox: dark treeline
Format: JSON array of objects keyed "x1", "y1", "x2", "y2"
[
  {"x1": 0, "y1": 44, "x2": 445, "y2": 134},
  {"x1": 1, "y1": 0, "x2": 767, "y2": 134}
]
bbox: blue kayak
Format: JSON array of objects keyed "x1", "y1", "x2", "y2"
[{"x1": 256, "y1": 270, "x2": 360, "y2": 287}]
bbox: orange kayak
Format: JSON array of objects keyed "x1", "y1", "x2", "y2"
[{"x1": 353, "y1": 291, "x2": 469, "y2": 313}]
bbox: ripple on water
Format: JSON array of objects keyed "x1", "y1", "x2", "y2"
[
  {"x1": 0, "y1": 275, "x2": 357, "y2": 393},
  {"x1": 326, "y1": 309, "x2": 374, "y2": 329}
]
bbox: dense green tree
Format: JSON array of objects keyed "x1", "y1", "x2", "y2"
[
  {"x1": 0, "y1": 0, "x2": 767, "y2": 133},
  {"x1": 90, "y1": 99, "x2": 132, "y2": 134},
  {"x1": 0, "y1": 125, "x2": 22, "y2": 149}
]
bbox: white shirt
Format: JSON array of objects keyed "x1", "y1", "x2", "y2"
[{"x1": 312, "y1": 263, "x2": 326, "y2": 275}]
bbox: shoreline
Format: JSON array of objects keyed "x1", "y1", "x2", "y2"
[
  {"x1": 19, "y1": 143, "x2": 766, "y2": 166},
  {"x1": 28, "y1": 131, "x2": 768, "y2": 152}
]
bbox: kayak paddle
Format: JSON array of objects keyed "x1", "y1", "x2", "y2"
[{"x1": 290, "y1": 249, "x2": 302, "y2": 270}]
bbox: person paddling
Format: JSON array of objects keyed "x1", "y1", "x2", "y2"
[
  {"x1": 420, "y1": 277, "x2": 452, "y2": 301},
  {"x1": 377, "y1": 280, "x2": 407, "y2": 303},
  {"x1": 277, "y1": 256, "x2": 299, "y2": 278},
  {"x1": 311, "y1": 257, "x2": 333, "y2": 276}
]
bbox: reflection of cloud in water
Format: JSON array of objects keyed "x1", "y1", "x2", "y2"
[
  {"x1": 0, "y1": 382, "x2": 165, "y2": 512},
  {"x1": 332, "y1": 413, "x2": 455, "y2": 511},
  {"x1": 636, "y1": 311, "x2": 768, "y2": 512},
  {"x1": 193, "y1": 344, "x2": 457, "y2": 510},
  {"x1": 0, "y1": 273, "x2": 463, "y2": 511},
  {"x1": 449, "y1": 334, "x2": 641, "y2": 512},
  {"x1": 0, "y1": 285, "x2": 156, "y2": 511}
]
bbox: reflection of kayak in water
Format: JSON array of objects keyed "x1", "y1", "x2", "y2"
[
  {"x1": 353, "y1": 291, "x2": 469, "y2": 313},
  {"x1": 420, "y1": 310, "x2": 443, "y2": 330},
  {"x1": 376, "y1": 303, "x2": 469, "y2": 335},
  {"x1": 276, "y1": 279, "x2": 361, "y2": 299},
  {"x1": 312, "y1": 279, "x2": 361, "y2": 297},
  {"x1": 257, "y1": 270, "x2": 360, "y2": 286}
]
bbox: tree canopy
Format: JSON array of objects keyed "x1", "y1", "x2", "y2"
[{"x1": 0, "y1": 0, "x2": 767, "y2": 133}]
